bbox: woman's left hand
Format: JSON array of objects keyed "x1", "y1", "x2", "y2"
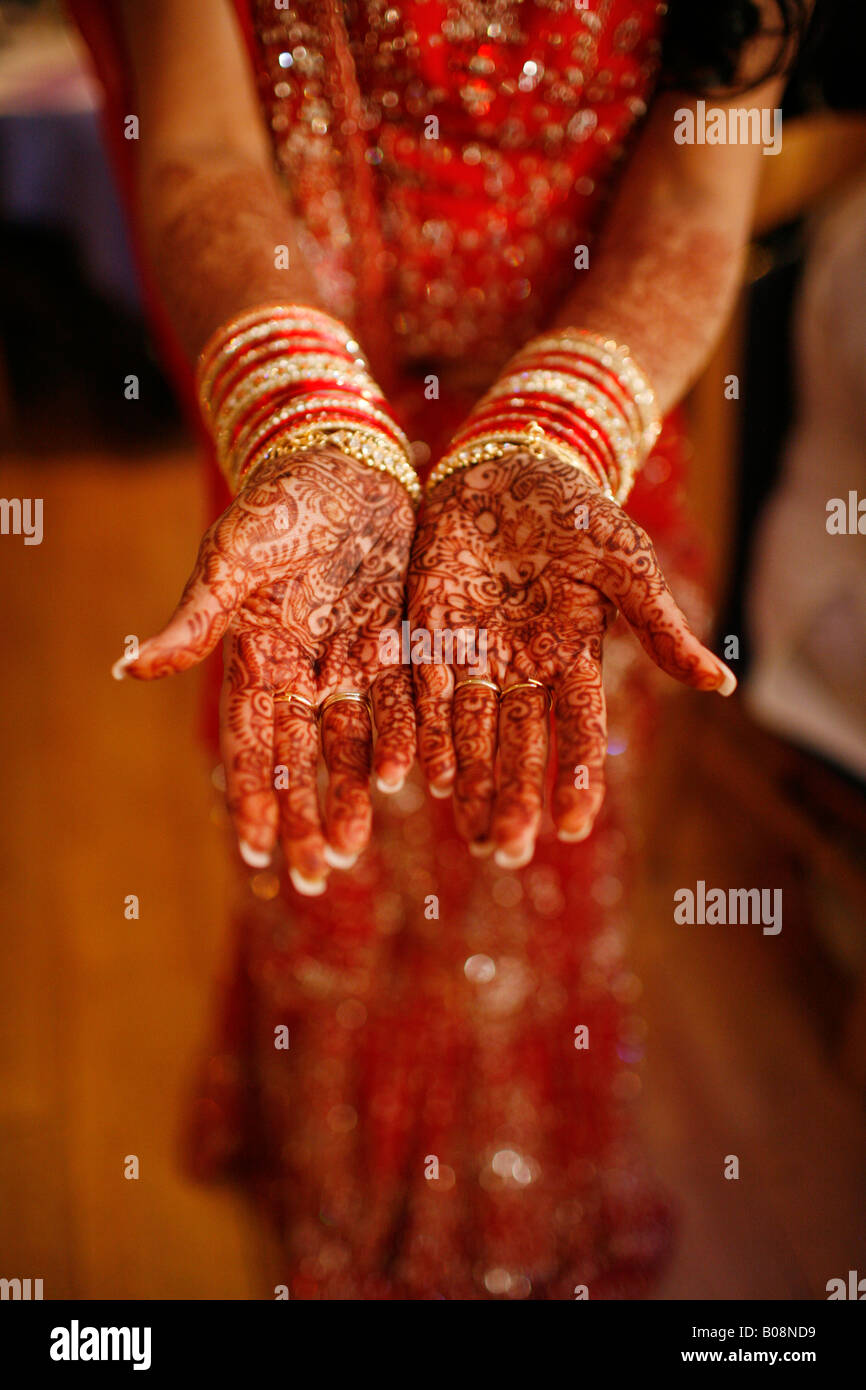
[{"x1": 408, "y1": 449, "x2": 735, "y2": 867}]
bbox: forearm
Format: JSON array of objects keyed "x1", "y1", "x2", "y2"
[
  {"x1": 552, "y1": 90, "x2": 770, "y2": 415},
  {"x1": 137, "y1": 150, "x2": 320, "y2": 362},
  {"x1": 553, "y1": 189, "x2": 746, "y2": 418},
  {"x1": 92, "y1": 0, "x2": 322, "y2": 362},
  {"x1": 433, "y1": 89, "x2": 785, "y2": 503}
]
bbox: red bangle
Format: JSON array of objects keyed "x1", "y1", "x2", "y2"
[
  {"x1": 239, "y1": 402, "x2": 406, "y2": 470},
  {"x1": 456, "y1": 400, "x2": 615, "y2": 486},
  {"x1": 464, "y1": 395, "x2": 616, "y2": 470},
  {"x1": 226, "y1": 380, "x2": 387, "y2": 455},
  {"x1": 197, "y1": 304, "x2": 352, "y2": 372},
  {"x1": 507, "y1": 354, "x2": 634, "y2": 427},
  {"x1": 210, "y1": 340, "x2": 363, "y2": 414},
  {"x1": 452, "y1": 415, "x2": 610, "y2": 489}
]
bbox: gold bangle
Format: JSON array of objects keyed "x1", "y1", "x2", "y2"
[
  {"x1": 196, "y1": 305, "x2": 419, "y2": 501},
  {"x1": 197, "y1": 304, "x2": 364, "y2": 392},
  {"x1": 241, "y1": 424, "x2": 421, "y2": 506},
  {"x1": 512, "y1": 330, "x2": 661, "y2": 457},
  {"x1": 229, "y1": 393, "x2": 408, "y2": 480},
  {"x1": 427, "y1": 329, "x2": 661, "y2": 506},
  {"x1": 202, "y1": 340, "x2": 370, "y2": 420},
  {"x1": 460, "y1": 406, "x2": 619, "y2": 494},
  {"x1": 214, "y1": 355, "x2": 373, "y2": 430},
  {"x1": 425, "y1": 424, "x2": 612, "y2": 500},
  {"x1": 480, "y1": 371, "x2": 639, "y2": 486}
]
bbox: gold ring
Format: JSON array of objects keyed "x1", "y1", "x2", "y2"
[
  {"x1": 454, "y1": 676, "x2": 501, "y2": 698},
  {"x1": 272, "y1": 689, "x2": 316, "y2": 711},
  {"x1": 317, "y1": 690, "x2": 372, "y2": 721},
  {"x1": 500, "y1": 678, "x2": 552, "y2": 710}
]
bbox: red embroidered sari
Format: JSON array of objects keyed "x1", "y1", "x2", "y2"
[{"x1": 72, "y1": 0, "x2": 708, "y2": 1298}]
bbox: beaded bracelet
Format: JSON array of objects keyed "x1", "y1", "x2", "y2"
[
  {"x1": 196, "y1": 303, "x2": 420, "y2": 504},
  {"x1": 433, "y1": 423, "x2": 613, "y2": 500},
  {"x1": 426, "y1": 328, "x2": 661, "y2": 504},
  {"x1": 509, "y1": 330, "x2": 661, "y2": 461},
  {"x1": 242, "y1": 423, "x2": 421, "y2": 504}
]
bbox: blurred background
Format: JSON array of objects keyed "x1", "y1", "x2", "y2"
[{"x1": 0, "y1": 0, "x2": 864, "y2": 1298}]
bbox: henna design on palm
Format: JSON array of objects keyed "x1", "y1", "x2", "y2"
[
  {"x1": 408, "y1": 449, "x2": 735, "y2": 866},
  {"x1": 115, "y1": 449, "x2": 416, "y2": 893}
]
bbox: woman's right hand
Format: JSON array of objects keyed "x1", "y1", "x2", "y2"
[{"x1": 113, "y1": 448, "x2": 416, "y2": 894}]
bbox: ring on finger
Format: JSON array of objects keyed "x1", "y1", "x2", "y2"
[
  {"x1": 454, "y1": 675, "x2": 501, "y2": 698},
  {"x1": 500, "y1": 677, "x2": 552, "y2": 711},
  {"x1": 272, "y1": 688, "x2": 316, "y2": 712},
  {"x1": 317, "y1": 690, "x2": 373, "y2": 722}
]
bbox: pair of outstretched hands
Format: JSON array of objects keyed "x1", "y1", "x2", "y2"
[{"x1": 113, "y1": 445, "x2": 734, "y2": 894}]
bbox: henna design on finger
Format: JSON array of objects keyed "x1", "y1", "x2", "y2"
[
  {"x1": 491, "y1": 685, "x2": 549, "y2": 858},
  {"x1": 413, "y1": 662, "x2": 457, "y2": 792},
  {"x1": 409, "y1": 447, "x2": 726, "y2": 840},
  {"x1": 220, "y1": 631, "x2": 278, "y2": 856},
  {"x1": 371, "y1": 666, "x2": 416, "y2": 791},
  {"x1": 320, "y1": 702, "x2": 374, "y2": 857},
  {"x1": 273, "y1": 698, "x2": 327, "y2": 882},
  {"x1": 452, "y1": 682, "x2": 500, "y2": 845},
  {"x1": 132, "y1": 447, "x2": 413, "y2": 870},
  {"x1": 552, "y1": 655, "x2": 608, "y2": 840}
]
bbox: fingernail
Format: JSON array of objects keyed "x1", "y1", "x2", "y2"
[
  {"x1": 324, "y1": 845, "x2": 359, "y2": 870},
  {"x1": 111, "y1": 654, "x2": 135, "y2": 681},
  {"x1": 469, "y1": 840, "x2": 494, "y2": 858},
  {"x1": 239, "y1": 840, "x2": 271, "y2": 868},
  {"x1": 557, "y1": 823, "x2": 593, "y2": 843},
  {"x1": 289, "y1": 867, "x2": 327, "y2": 897},
  {"x1": 716, "y1": 666, "x2": 737, "y2": 697},
  {"x1": 430, "y1": 783, "x2": 453, "y2": 800},
  {"x1": 494, "y1": 843, "x2": 534, "y2": 870},
  {"x1": 376, "y1": 775, "x2": 405, "y2": 795}
]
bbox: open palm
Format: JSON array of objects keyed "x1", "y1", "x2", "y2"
[
  {"x1": 408, "y1": 449, "x2": 734, "y2": 866},
  {"x1": 114, "y1": 449, "x2": 415, "y2": 892}
]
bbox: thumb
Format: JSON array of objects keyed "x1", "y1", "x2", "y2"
[
  {"x1": 589, "y1": 527, "x2": 735, "y2": 695},
  {"x1": 112, "y1": 527, "x2": 256, "y2": 681}
]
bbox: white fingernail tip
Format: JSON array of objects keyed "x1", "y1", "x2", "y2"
[
  {"x1": 239, "y1": 840, "x2": 271, "y2": 868},
  {"x1": 324, "y1": 845, "x2": 359, "y2": 870},
  {"x1": 494, "y1": 843, "x2": 535, "y2": 870},
  {"x1": 375, "y1": 775, "x2": 405, "y2": 795},
  {"x1": 717, "y1": 667, "x2": 738, "y2": 697},
  {"x1": 469, "y1": 841, "x2": 494, "y2": 858},
  {"x1": 289, "y1": 867, "x2": 327, "y2": 896},
  {"x1": 111, "y1": 654, "x2": 135, "y2": 681},
  {"x1": 557, "y1": 823, "x2": 593, "y2": 843},
  {"x1": 430, "y1": 783, "x2": 453, "y2": 799}
]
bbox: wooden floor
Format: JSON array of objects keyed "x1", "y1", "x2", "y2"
[
  {"x1": 638, "y1": 701, "x2": 866, "y2": 1299},
  {"x1": 0, "y1": 445, "x2": 864, "y2": 1300}
]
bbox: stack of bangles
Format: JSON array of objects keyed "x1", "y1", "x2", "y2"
[
  {"x1": 425, "y1": 328, "x2": 662, "y2": 506},
  {"x1": 195, "y1": 303, "x2": 421, "y2": 505}
]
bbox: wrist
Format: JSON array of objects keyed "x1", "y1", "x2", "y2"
[
  {"x1": 426, "y1": 424, "x2": 609, "y2": 500},
  {"x1": 241, "y1": 422, "x2": 421, "y2": 502},
  {"x1": 195, "y1": 303, "x2": 421, "y2": 506},
  {"x1": 238, "y1": 442, "x2": 410, "y2": 500},
  {"x1": 427, "y1": 328, "x2": 660, "y2": 504}
]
